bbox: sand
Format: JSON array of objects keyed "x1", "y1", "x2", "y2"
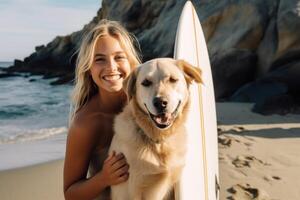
[
  {"x1": 0, "y1": 102, "x2": 299, "y2": 200},
  {"x1": 217, "y1": 102, "x2": 300, "y2": 200},
  {"x1": 0, "y1": 159, "x2": 64, "y2": 200}
]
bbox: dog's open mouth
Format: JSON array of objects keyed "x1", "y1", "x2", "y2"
[{"x1": 144, "y1": 101, "x2": 181, "y2": 129}]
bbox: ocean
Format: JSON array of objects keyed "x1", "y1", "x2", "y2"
[{"x1": 0, "y1": 61, "x2": 72, "y2": 170}]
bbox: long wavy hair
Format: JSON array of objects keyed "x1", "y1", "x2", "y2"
[{"x1": 69, "y1": 19, "x2": 141, "y2": 124}]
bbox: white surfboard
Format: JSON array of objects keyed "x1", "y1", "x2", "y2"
[{"x1": 174, "y1": 1, "x2": 219, "y2": 200}]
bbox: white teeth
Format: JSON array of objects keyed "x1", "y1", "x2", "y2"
[{"x1": 103, "y1": 75, "x2": 121, "y2": 81}]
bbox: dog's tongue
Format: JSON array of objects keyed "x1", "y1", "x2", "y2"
[{"x1": 154, "y1": 113, "x2": 172, "y2": 125}]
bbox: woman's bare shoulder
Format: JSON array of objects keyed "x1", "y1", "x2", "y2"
[
  {"x1": 68, "y1": 102, "x2": 102, "y2": 144},
  {"x1": 67, "y1": 120, "x2": 96, "y2": 155},
  {"x1": 69, "y1": 108, "x2": 102, "y2": 138}
]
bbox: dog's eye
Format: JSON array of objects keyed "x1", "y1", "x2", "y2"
[
  {"x1": 169, "y1": 77, "x2": 178, "y2": 83},
  {"x1": 141, "y1": 79, "x2": 152, "y2": 87}
]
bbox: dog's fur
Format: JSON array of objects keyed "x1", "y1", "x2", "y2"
[{"x1": 109, "y1": 58, "x2": 202, "y2": 200}]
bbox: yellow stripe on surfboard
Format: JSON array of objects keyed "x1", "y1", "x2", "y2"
[{"x1": 192, "y1": 6, "x2": 209, "y2": 200}]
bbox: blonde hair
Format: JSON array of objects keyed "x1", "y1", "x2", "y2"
[{"x1": 69, "y1": 19, "x2": 141, "y2": 124}]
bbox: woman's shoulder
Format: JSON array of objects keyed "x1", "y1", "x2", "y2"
[
  {"x1": 74, "y1": 95, "x2": 105, "y2": 122},
  {"x1": 65, "y1": 105, "x2": 106, "y2": 164},
  {"x1": 69, "y1": 97, "x2": 113, "y2": 138},
  {"x1": 67, "y1": 115, "x2": 97, "y2": 148},
  {"x1": 70, "y1": 110, "x2": 102, "y2": 135}
]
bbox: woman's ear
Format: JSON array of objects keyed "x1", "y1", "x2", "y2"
[
  {"x1": 123, "y1": 68, "x2": 139, "y2": 100},
  {"x1": 176, "y1": 60, "x2": 203, "y2": 85}
]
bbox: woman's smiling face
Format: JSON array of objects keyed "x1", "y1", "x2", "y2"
[{"x1": 90, "y1": 35, "x2": 131, "y2": 93}]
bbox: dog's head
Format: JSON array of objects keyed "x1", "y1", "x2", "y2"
[{"x1": 124, "y1": 58, "x2": 202, "y2": 130}]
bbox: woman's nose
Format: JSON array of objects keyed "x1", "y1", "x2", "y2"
[{"x1": 107, "y1": 58, "x2": 118, "y2": 71}]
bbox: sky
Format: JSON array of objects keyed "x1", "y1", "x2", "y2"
[{"x1": 0, "y1": 0, "x2": 101, "y2": 61}]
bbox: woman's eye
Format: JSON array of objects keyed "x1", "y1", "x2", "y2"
[
  {"x1": 95, "y1": 58, "x2": 105, "y2": 62},
  {"x1": 141, "y1": 79, "x2": 152, "y2": 87},
  {"x1": 115, "y1": 55, "x2": 126, "y2": 60},
  {"x1": 170, "y1": 77, "x2": 178, "y2": 83}
]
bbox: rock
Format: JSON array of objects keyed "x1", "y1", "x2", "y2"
[
  {"x1": 252, "y1": 94, "x2": 300, "y2": 115},
  {"x1": 5, "y1": 0, "x2": 300, "y2": 114},
  {"x1": 102, "y1": 0, "x2": 184, "y2": 60},
  {"x1": 0, "y1": 73, "x2": 20, "y2": 78},
  {"x1": 50, "y1": 73, "x2": 74, "y2": 85},
  {"x1": 203, "y1": 0, "x2": 272, "y2": 55},
  {"x1": 230, "y1": 81, "x2": 288, "y2": 103},
  {"x1": 35, "y1": 45, "x2": 45, "y2": 52},
  {"x1": 29, "y1": 79, "x2": 37, "y2": 82},
  {"x1": 231, "y1": 57, "x2": 300, "y2": 114},
  {"x1": 13, "y1": 59, "x2": 23, "y2": 68},
  {"x1": 212, "y1": 49, "x2": 257, "y2": 100}
]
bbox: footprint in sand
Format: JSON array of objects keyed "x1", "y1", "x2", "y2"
[
  {"x1": 272, "y1": 176, "x2": 281, "y2": 180},
  {"x1": 232, "y1": 155, "x2": 271, "y2": 168},
  {"x1": 218, "y1": 135, "x2": 245, "y2": 148},
  {"x1": 218, "y1": 153, "x2": 233, "y2": 165},
  {"x1": 227, "y1": 183, "x2": 270, "y2": 200},
  {"x1": 218, "y1": 134, "x2": 254, "y2": 149},
  {"x1": 218, "y1": 135, "x2": 232, "y2": 147},
  {"x1": 263, "y1": 175, "x2": 282, "y2": 182},
  {"x1": 244, "y1": 142, "x2": 253, "y2": 147},
  {"x1": 217, "y1": 127, "x2": 223, "y2": 134},
  {"x1": 234, "y1": 126, "x2": 246, "y2": 132},
  {"x1": 219, "y1": 126, "x2": 254, "y2": 141}
]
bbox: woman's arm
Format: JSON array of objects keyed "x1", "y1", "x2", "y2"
[{"x1": 63, "y1": 123, "x2": 129, "y2": 200}]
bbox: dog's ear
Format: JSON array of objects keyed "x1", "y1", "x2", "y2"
[
  {"x1": 123, "y1": 68, "x2": 139, "y2": 100},
  {"x1": 177, "y1": 60, "x2": 203, "y2": 85}
]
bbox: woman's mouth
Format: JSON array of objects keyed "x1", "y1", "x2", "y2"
[{"x1": 102, "y1": 74, "x2": 122, "y2": 81}]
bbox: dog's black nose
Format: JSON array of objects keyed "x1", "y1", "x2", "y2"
[{"x1": 153, "y1": 97, "x2": 168, "y2": 112}]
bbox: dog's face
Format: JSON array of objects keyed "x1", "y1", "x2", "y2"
[{"x1": 124, "y1": 58, "x2": 202, "y2": 130}]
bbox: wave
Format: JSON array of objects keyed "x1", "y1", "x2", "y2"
[
  {"x1": 0, "y1": 104, "x2": 37, "y2": 119},
  {"x1": 0, "y1": 127, "x2": 68, "y2": 144}
]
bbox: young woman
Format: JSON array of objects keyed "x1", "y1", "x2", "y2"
[{"x1": 63, "y1": 19, "x2": 141, "y2": 200}]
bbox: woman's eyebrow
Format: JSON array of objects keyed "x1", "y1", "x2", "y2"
[
  {"x1": 94, "y1": 51, "x2": 125, "y2": 57},
  {"x1": 112, "y1": 51, "x2": 126, "y2": 55},
  {"x1": 94, "y1": 53, "x2": 105, "y2": 57},
  {"x1": 115, "y1": 51, "x2": 125, "y2": 54}
]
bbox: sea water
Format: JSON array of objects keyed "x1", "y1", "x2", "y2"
[{"x1": 0, "y1": 61, "x2": 72, "y2": 170}]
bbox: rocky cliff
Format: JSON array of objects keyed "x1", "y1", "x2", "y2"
[{"x1": 5, "y1": 0, "x2": 300, "y2": 114}]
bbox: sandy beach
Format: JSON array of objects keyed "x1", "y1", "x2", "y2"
[
  {"x1": 0, "y1": 102, "x2": 299, "y2": 199},
  {"x1": 0, "y1": 134, "x2": 66, "y2": 199},
  {"x1": 0, "y1": 159, "x2": 64, "y2": 200},
  {"x1": 217, "y1": 103, "x2": 300, "y2": 200}
]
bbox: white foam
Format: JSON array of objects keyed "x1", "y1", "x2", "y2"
[
  {"x1": 0, "y1": 127, "x2": 67, "y2": 144},
  {"x1": 0, "y1": 133, "x2": 67, "y2": 171}
]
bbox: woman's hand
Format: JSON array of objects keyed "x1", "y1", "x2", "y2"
[{"x1": 100, "y1": 151, "x2": 129, "y2": 187}]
